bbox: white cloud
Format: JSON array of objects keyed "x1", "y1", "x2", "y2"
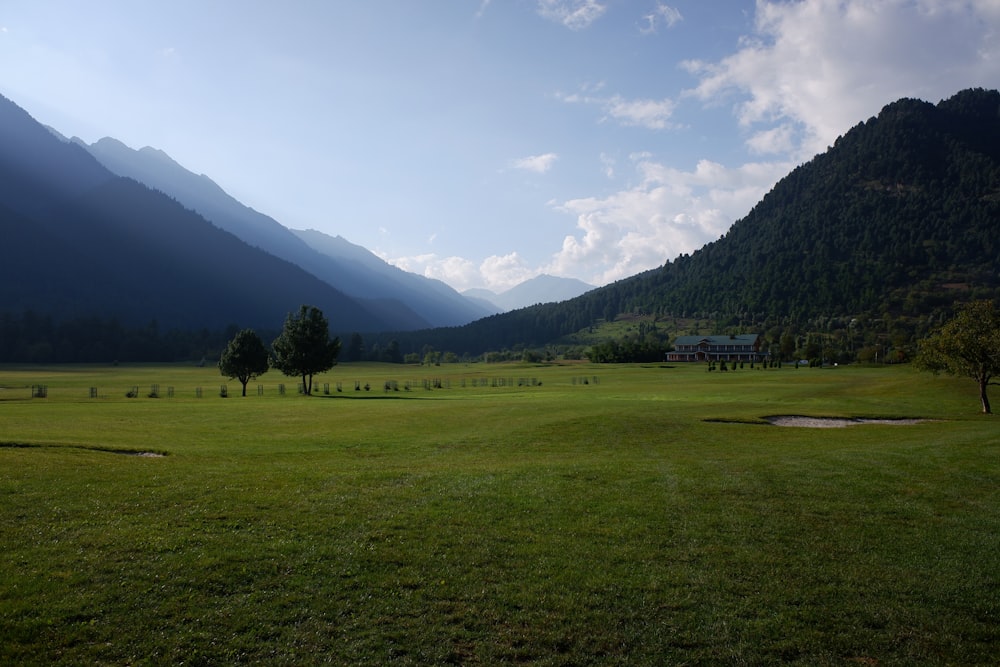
[
  {"x1": 604, "y1": 94, "x2": 677, "y2": 129},
  {"x1": 640, "y1": 4, "x2": 683, "y2": 34},
  {"x1": 480, "y1": 252, "x2": 538, "y2": 290},
  {"x1": 385, "y1": 251, "x2": 540, "y2": 293},
  {"x1": 544, "y1": 155, "x2": 790, "y2": 285},
  {"x1": 745, "y1": 123, "x2": 796, "y2": 155},
  {"x1": 537, "y1": 0, "x2": 607, "y2": 30},
  {"x1": 560, "y1": 90, "x2": 678, "y2": 130},
  {"x1": 684, "y1": 0, "x2": 1000, "y2": 160},
  {"x1": 389, "y1": 253, "x2": 477, "y2": 289},
  {"x1": 600, "y1": 152, "x2": 616, "y2": 179},
  {"x1": 511, "y1": 152, "x2": 559, "y2": 173}
]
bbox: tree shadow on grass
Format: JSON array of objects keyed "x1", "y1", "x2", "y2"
[{"x1": 0, "y1": 442, "x2": 168, "y2": 457}]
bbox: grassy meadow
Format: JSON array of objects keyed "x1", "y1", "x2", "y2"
[{"x1": 1, "y1": 361, "x2": 998, "y2": 665}]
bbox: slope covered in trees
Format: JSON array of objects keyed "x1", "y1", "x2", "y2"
[{"x1": 624, "y1": 88, "x2": 1000, "y2": 320}]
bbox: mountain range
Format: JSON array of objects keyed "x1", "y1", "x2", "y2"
[
  {"x1": 3, "y1": 88, "x2": 999, "y2": 362},
  {"x1": 1, "y1": 91, "x2": 593, "y2": 341},
  {"x1": 1, "y1": 95, "x2": 412, "y2": 333}
]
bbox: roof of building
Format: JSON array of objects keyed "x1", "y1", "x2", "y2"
[{"x1": 673, "y1": 334, "x2": 761, "y2": 346}]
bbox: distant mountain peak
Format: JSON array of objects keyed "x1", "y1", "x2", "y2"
[
  {"x1": 463, "y1": 274, "x2": 594, "y2": 311},
  {"x1": 137, "y1": 145, "x2": 177, "y2": 162}
]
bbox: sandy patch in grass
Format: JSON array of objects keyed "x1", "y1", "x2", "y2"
[{"x1": 766, "y1": 416, "x2": 927, "y2": 428}]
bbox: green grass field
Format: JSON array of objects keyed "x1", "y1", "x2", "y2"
[{"x1": 1, "y1": 362, "x2": 997, "y2": 665}]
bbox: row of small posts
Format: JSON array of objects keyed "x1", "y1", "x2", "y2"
[
  {"x1": 80, "y1": 376, "x2": 573, "y2": 399},
  {"x1": 316, "y1": 378, "x2": 549, "y2": 393},
  {"x1": 92, "y1": 384, "x2": 289, "y2": 398}
]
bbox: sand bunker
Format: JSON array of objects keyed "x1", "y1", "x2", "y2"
[{"x1": 766, "y1": 416, "x2": 927, "y2": 428}]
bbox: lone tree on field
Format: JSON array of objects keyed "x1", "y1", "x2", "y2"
[
  {"x1": 914, "y1": 300, "x2": 1000, "y2": 414},
  {"x1": 219, "y1": 328, "x2": 270, "y2": 396},
  {"x1": 271, "y1": 305, "x2": 341, "y2": 395}
]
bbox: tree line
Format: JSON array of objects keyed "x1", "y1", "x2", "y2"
[{"x1": 0, "y1": 311, "x2": 249, "y2": 364}]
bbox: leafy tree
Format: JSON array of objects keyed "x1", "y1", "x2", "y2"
[
  {"x1": 346, "y1": 332, "x2": 365, "y2": 362},
  {"x1": 384, "y1": 339, "x2": 403, "y2": 364},
  {"x1": 271, "y1": 305, "x2": 341, "y2": 395},
  {"x1": 218, "y1": 329, "x2": 270, "y2": 396},
  {"x1": 914, "y1": 300, "x2": 1000, "y2": 413}
]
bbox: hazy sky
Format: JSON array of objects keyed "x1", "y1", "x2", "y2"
[{"x1": 3, "y1": 1, "x2": 999, "y2": 292}]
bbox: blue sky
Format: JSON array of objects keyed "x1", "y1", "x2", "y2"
[{"x1": 3, "y1": 1, "x2": 999, "y2": 292}]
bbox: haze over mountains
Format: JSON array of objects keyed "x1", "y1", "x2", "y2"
[
  {"x1": 79, "y1": 134, "x2": 594, "y2": 320},
  {"x1": 78, "y1": 135, "x2": 491, "y2": 328}
]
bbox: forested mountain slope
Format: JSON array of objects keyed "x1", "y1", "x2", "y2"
[
  {"x1": 378, "y1": 88, "x2": 1000, "y2": 356},
  {"x1": 619, "y1": 88, "x2": 1000, "y2": 320}
]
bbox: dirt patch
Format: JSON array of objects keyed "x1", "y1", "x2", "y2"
[{"x1": 766, "y1": 416, "x2": 927, "y2": 428}]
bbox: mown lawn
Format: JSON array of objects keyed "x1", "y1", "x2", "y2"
[{"x1": 1, "y1": 362, "x2": 997, "y2": 665}]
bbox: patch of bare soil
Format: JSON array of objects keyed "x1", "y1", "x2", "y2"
[{"x1": 766, "y1": 416, "x2": 927, "y2": 428}]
